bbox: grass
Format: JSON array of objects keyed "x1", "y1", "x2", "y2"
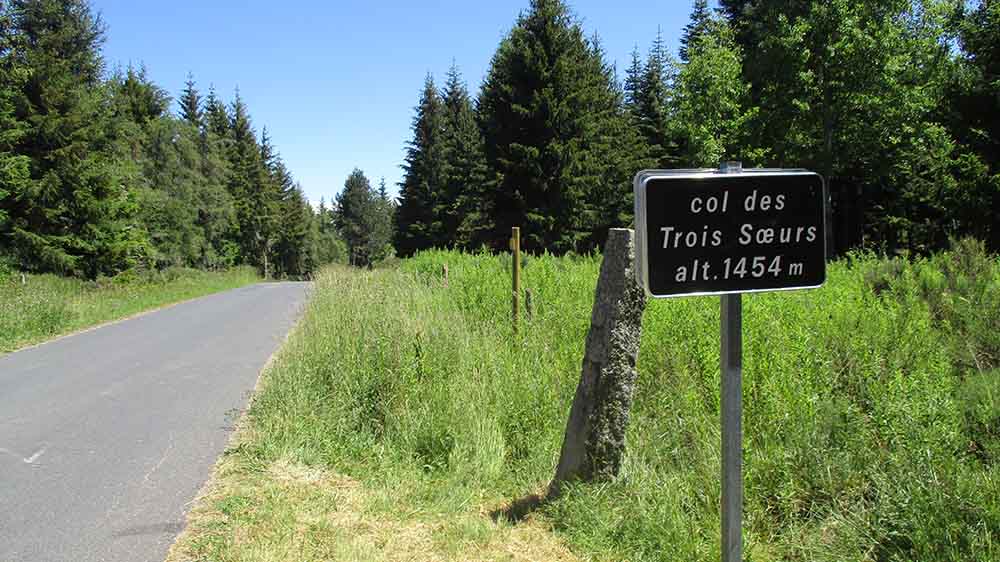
[
  {"x1": 168, "y1": 239, "x2": 1000, "y2": 562},
  {"x1": 0, "y1": 266, "x2": 260, "y2": 353}
]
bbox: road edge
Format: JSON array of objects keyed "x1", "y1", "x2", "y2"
[
  {"x1": 161, "y1": 282, "x2": 312, "y2": 562},
  {"x1": 2, "y1": 281, "x2": 268, "y2": 357}
]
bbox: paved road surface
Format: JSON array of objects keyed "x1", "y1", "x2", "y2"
[{"x1": 0, "y1": 283, "x2": 310, "y2": 562}]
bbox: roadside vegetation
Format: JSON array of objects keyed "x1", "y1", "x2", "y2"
[
  {"x1": 1, "y1": 0, "x2": 351, "y2": 282},
  {"x1": 0, "y1": 266, "x2": 258, "y2": 353},
  {"x1": 168, "y1": 239, "x2": 999, "y2": 562}
]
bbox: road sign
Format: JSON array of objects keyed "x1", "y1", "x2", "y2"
[
  {"x1": 634, "y1": 168, "x2": 826, "y2": 298},
  {"x1": 634, "y1": 164, "x2": 827, "y2": 562}
]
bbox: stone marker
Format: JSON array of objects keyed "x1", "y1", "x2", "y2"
[{"x1": 552, "y1": 228, "x2": 646, "y2": 493}]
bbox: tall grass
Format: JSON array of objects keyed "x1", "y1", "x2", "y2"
[
  {"x1": 0, "y1": 266, "x2": 259, "y2": 353},
  {"x1": 233, "y1": 241, "x2": 999, "y2": 561}
]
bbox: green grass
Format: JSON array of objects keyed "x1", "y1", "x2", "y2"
[
  {"x1": 0, "y1": 266, "x2": 260, "y2": 353},
  {"x1": 171, "y1": 240, "x2": 1000, "y2": 562}
]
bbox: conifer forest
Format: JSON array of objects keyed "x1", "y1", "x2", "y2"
[
  {"x1": 1, "y1": 0, "x2": 999, "y2": 276},
  {"x1": 395, "y1": 0, "x2": 999, "y2": 258}
]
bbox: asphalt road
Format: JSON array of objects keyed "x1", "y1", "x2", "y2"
[{"x1": 0, "y1": 282, "x2": 310, "y2": 562}]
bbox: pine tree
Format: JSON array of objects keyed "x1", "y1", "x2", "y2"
[
  {"x1": 179, "y1": 73, "x2": 202, "y2": 129},
  {"x1": 394, "y1": 74, "x2": 445, "y2": 257},
  {"x1": 478, "y1": 0, "x2": 639, "y2": 252},
  {"x1": 2, "y1": 0, "x2": 145, "y2": 276},
  {"x1": 264, "y1": 141, "x2": 316, "y2": 277},
  {"x1": 377, "y1": 178, "x2": 389, "y2": 202},
  {"x1": 440, "y1": 63, "x2": 490, "y2": 249},
  {"x1": 110, "y1": 68, "x2": 239, "y2": 269}
]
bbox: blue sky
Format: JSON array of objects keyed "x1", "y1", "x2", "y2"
[{"x1": 94, "y1": 0, "x2": 708, "y2": 205}]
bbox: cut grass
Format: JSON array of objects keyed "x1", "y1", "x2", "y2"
[
  {"x1": 169, "y1": 241, "x2": 1000, "y2": 561},
  {"x1": 168, "y1": 448, "x2": 580, "y2": 562},
  {"x1": 0, "y1": 266, "x2": 259, "y2": 353}
]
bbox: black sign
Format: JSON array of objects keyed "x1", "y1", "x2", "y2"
[{"x1": 634, "y1": 170, "x2": 826, "y2": 297}]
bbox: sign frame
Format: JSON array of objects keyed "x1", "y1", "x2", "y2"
[{"x1": 633, "y1": 168, "x2": 828, "y2": 299}]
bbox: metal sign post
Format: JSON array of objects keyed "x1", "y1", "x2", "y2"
[
  {"x1": 633, "y1": 163, "x2": 827, "y2": 562},
  {"x1": 721, "y1": 292, "x2": 742, "y2": 562},
  {"x1": 718, "y1": 161, "x2": 743, "y2": 562}
]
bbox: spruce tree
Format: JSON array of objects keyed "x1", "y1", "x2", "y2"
[
  {"x1": 591, "y1": 37, "x2": 652, "y2": 239},
  {"x1": 179, "y1": 73, "x2": 202, "y2": 129},
  {"x1": 317, "y1": 197, "x2": 329, "y2": 231},
  {"x1": 314, "y1": 196, "x2": 346, "y2": 265},
  {"x1": 0, "y1": 6, "x2": 30, "y2": 249},
  {"x1": 367, "y1": 177, "x2": 394, "y2": 263},
  {"x1": 954, "y1": 0, "x2": 1000, "y2": 248},
  {"x1": 259, "y1": 126, "x2": 275, "y2": 170},
  {"x1": 191, "y1": 84, "x2": 237, "y2": 266},
  {"x1": 190, "y1": 129, "x2": 237, "y2": 270},
  {"x1": 136, "y1": 116, "x2": 204, "y2": 267},
  {"x1": 478, "y1": 0, "x2": 638, "y2": 252},
  {"x1": 440, "y1": 63, "x2": 489, "y2": 249},
  {"x1": 623, "y1": 45, "x2": 643, "y2": 111},
  {"x1": 266, "y1": 147, "x2": 314, "y2": 277},
  {"x1": 114, "y1": 65, "x2": 169, "y2": 127},
  {"x1": 635, "y1": 27, "x2": 680, "y2": 169},
  {"x1": 954, "y1": 1, "x2": 999, "y2": 170},
  {"x1": 3, "y1": 0, "x2": 145, "y2": 276},
  {"x1": 679, "y1": 0, "x2": 713, "y2": 63},
  {"x1": 274, "y1": 183, "x2": 311, "y2": 277},
  {"x1": 204, "y1": 85, "x2": 230, "y2": 139},
  {"x1": 394, "y1": 74, "x2": 445, "y2": 257},
  {"x1": 227, "y1": 91, "x2": 276, "y2": 273},
  {"x1": 336, "y1": 168, "x2": 377, "y2": 267}
]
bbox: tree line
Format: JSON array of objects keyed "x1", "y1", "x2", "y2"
[
  {"x1": 395, "y1": 0, "x2": 999, "y2": 258},
  {"x1": 0, "y1": 0, "x2": 355, "y2": 278}
]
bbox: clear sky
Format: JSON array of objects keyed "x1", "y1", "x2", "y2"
[{"x1": 94, "y1": 0, "x2": 709, "y2": 205}]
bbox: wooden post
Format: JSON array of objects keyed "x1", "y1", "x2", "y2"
[
  {"x1": 511, "y1": 227, "x2": 521, "y2": 333},
  {"x1": 552, "y1": 228, "x2": 646, "y2": 492},
  {"x1": 442, "y1": 264, "x2": 449, "y2": 287}
]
